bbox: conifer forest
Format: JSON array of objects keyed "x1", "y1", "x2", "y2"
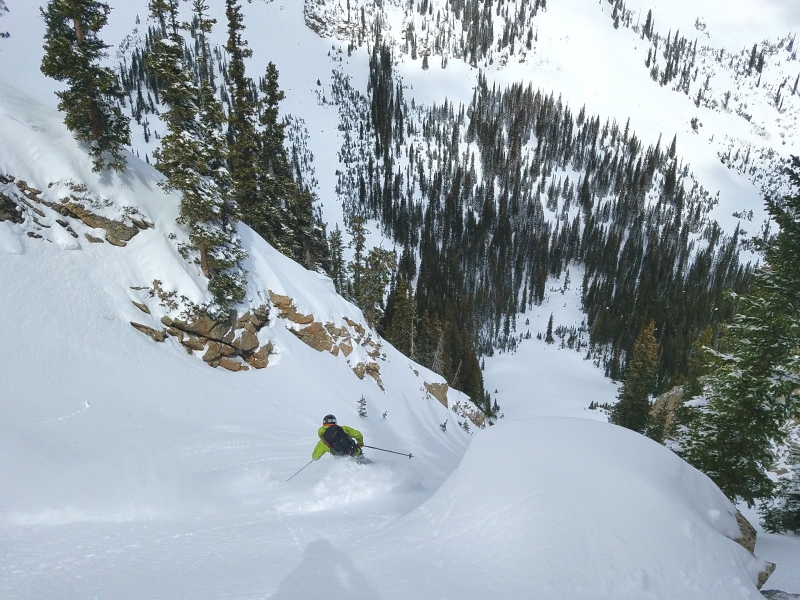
[{"x1": 111, "y1": 0, "x2": 784, "y2": 425}]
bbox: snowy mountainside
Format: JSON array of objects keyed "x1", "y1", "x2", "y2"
[
  {"x1": 0, "y1": 80, "x2": 475, "y2": 521},
  {"x1": 308, "y1": 0, "x2": 799, "y2": 208},
  {"x1": 0, "y1": 1, "x2": 798, "y2": 597}
]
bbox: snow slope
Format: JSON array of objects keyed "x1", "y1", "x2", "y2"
[
  {"x1": 352, "y1": 418, "x2": 770, "y2": 600},
  {"x1": 0, "y1": 77, "x2": 780, "y2": 599},
  {"x1": 1, "y1": 0, "x2": 797, "y2": 596}
]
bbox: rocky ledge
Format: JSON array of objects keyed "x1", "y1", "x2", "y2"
[{"x1": 0, "y1": 174, "x2": 153, "y2": 246}]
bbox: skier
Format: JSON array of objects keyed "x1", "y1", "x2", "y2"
[{"x1": 312, "y1": 414, "x2": 369, "y2": 463}]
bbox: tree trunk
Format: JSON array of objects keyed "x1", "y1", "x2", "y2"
[
  {"x1": 200, "y1": 247, "x2": 211, "y2": 278},
  {"x1": 73, "y1": 16, "x2": 103, "y2": 142}
]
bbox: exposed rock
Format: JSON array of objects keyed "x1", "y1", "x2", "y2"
[
  {"x1": 181, "y1": 335, "x2": 204, "y2": 352},
  {"x1": 243, "y1": 321, "x2": 257, "y2": 334},
  {"x1": 129, "y1": 217, "x2": 154, "y2": 230},
  {"x1": 243, "y1": 343, "x2": 272, "y2": 369},
  {"x1": 352, "y1": 362, "x2": 366, "y2": 380},
  {"x1": 365, "y1": 362, "x2": 384, "y2": 390},
  {"x1": 450, "y1": 399, "x2": 486, "y2": 429},
  {"x1": 55, "y1": 219, "x2": 78, "y2": 238},
  {"x1": 26, "y1": 231, "x2": 43, "y2": 239},
  {"x1": 222, "y1": 330, "x2": 235, "y2": 345},
  {"x1": 762, "y1": 591, "x2": 800, "y2": 599},
  {"x1": 425, "y1": 382, "x2": 450, "y2": 408},
  {"x1": 84, "y1": 233, "x2": 104, "y2": 244},
  {"x1": 237, "y1": 311, "x2": 253, "y2": 328},
  {"x1": 219, "y1": 357, "x2": 247, "y2": 372},
  {"x1": 339, "y1": 342, "x2": 353, "y2": 357},
  {"x1": 166, "y1": 327, "x2": 184, "y2": 342},
  {"x1": 62, "y1": 200, "x2": 139, "y2": 245},
  {"x1": 759, "y1": 564, "x2": 778, "y2": 591},
  {"x1": 160, "y1": 315, "x2": 174, "y2": 327},
  {"x1": 732, "y1": 509, "x2": 776, "y2": 589},
  {"x1": 733, "y1": 509, "x2": 757, "y2": 553},
  {"x1": 15, "y1": 180, "x2": 42, "y2": 200},
  {"x1": 233, "y1": 330, "x2": 259, "y2": 352},
  {"x1": 203, "y1": 341, "x2": 223, "y2": 362},
  {"x1": 130, "y1": 322, "x2": 166, "y2": 342},
  {"x1": 105, "y1": 235, "x2": 127, "y2": 248},
  {"x1": 203, "y1": 341, "x2": 222, "y2": 361},
  {"x1": 331, "y1": 345, "x2": 340, "y2": 356},
  {"x1": 131, "y1": 301, "x2": 150, "y2": 314},
  {"x1": 252, "y1": 305, "x2": 269, "y2": 328},
  {"x1": 173, "y1": 313, "x2": 231, "y2": 341},
  {"x1": 0, "y1": 191, "x2": 24, "y2": 224},
  {"x1": 269, "y1": 291, "x2": 314, "y2": 324},
  {"x1": 344, "y1": 317, "x2": 366, "y2": 337},
  {"x1": 292, "y1": 321, "x2": 333, "y2": 352},
  {"x1": 325, "y1": 323, "x2": 343, "y2": 338}
]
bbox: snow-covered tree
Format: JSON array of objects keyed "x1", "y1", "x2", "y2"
[
  {"x1": 147, "y1": 0, "x2": 246, "y2": 311},
  {"x1": 762, "y1": 443, "x2": 800, "y2": 533},
  {"x1": 679, "y1": 156, "x2": 800, "y2": 506},
  {"x1": 40, "y1": 0, "x2": 130, "y2": 171}
]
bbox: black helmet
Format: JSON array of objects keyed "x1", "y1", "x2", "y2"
[{"x1": 323, "y1": 414, "x2": 337, "y2": 425}]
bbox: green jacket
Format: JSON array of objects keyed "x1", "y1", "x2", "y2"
[{"x1": 312, "y1": 424, "x2": 364, "y2": 460}]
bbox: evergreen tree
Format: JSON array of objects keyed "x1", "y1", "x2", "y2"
[
  {"x1": 328, "y1": 224, "x2": 347, "y2": 295},
  {"x1": 348, "y1": 215, "x2": 368, "y2": 298},
  {"x1": 40, "y1": 0, "x2": 130, "y2": 171},
  {"x1": 679, "y1": 157, "x2": 800, "y2": 506},
  {"x1": 147, "y1": 0, "x2": 246, "y2": 311},
  {"x1": 354, "y1": 246, "x2": 396, "y2": 327},
  {"x1": 609, "y1": 320, "x2": 659, "y2": 433},
  {"x1": 385, "y1": 279, "x2": 417, "y2": 356},
  {"x1": 255, "y1": 61, "x2": 293, "y2": 251},
  {"x1": 224, "y1": 0, "x2": 261, "y2": 237},
  {"x1": 681, "y1": 326, "x2": 714, "y2": 401},
  {"x1": 545, "y1": 313, "x2": 554, "y2": 344},
  {"x1": 761, "y1": 444, "x2": 800, "y2": 533}
]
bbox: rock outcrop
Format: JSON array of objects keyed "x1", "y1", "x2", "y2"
[
  {"x1": 129, "y1": 300, "x2": 273, "y2": 371},
  {"x1": 424, "y1": 382, "x2": 449, "y2": 407},
  {"x1": 0, "y1": 174, "x2": 153, "y2": 246},
  {"x1": 0, "y1": 186, "x2": 24, "y2": 224},
  {"x1": 731, "y1": 509, "x2": 776, "y2": 589},
  {"x1": 130, "y1": 322, "x2": 166, "y2": 342}
]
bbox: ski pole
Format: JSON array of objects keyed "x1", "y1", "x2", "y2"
[
  {"x1": 286, "y1": 460, "x2": 314, "y2": 481},
  {"x1": 362, "y1": 445, "x2": 413, "y2": 459}
]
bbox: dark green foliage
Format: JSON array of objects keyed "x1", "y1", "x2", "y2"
[
  {"x1": 354, "y1": 246, "x2": 396, "y2": 328},
  {"x1": 147, "y1": 0, "x2": 246, "y2": 310},
  {"x1": 385, "y1": 279, "x2": 417, "y2": 356},
  {"x1": 224, "y1": 0, "x2": 261, "y2": 237},
  {"x1": 679, "y1": 156, "x2": 800, "y2": 506},
  {"x1": 224, "y1": 4, "x2": 329, "y2": 272},
  {"x1": 681, "y1": 326, "x2": 714, "y2": 401},
  {"x1": 40, "y1": 0, "x2": 130, "y2": 171},
  {"x1": 610, "y1": 320, "x2": 658, "y2": 434},
  {"x1": 328, "y1": 225, "x2": 347, "y2": 295},
  {"x1": 545, "y1": 313, "x2": 554, "y2": 344},
  {"x1": 761, "y1": 444, "x2": 800, "y2": 534}
]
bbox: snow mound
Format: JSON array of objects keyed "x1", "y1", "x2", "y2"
[{"x1": 354, "y1": 418, "x2": 771, "y2": 600}]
